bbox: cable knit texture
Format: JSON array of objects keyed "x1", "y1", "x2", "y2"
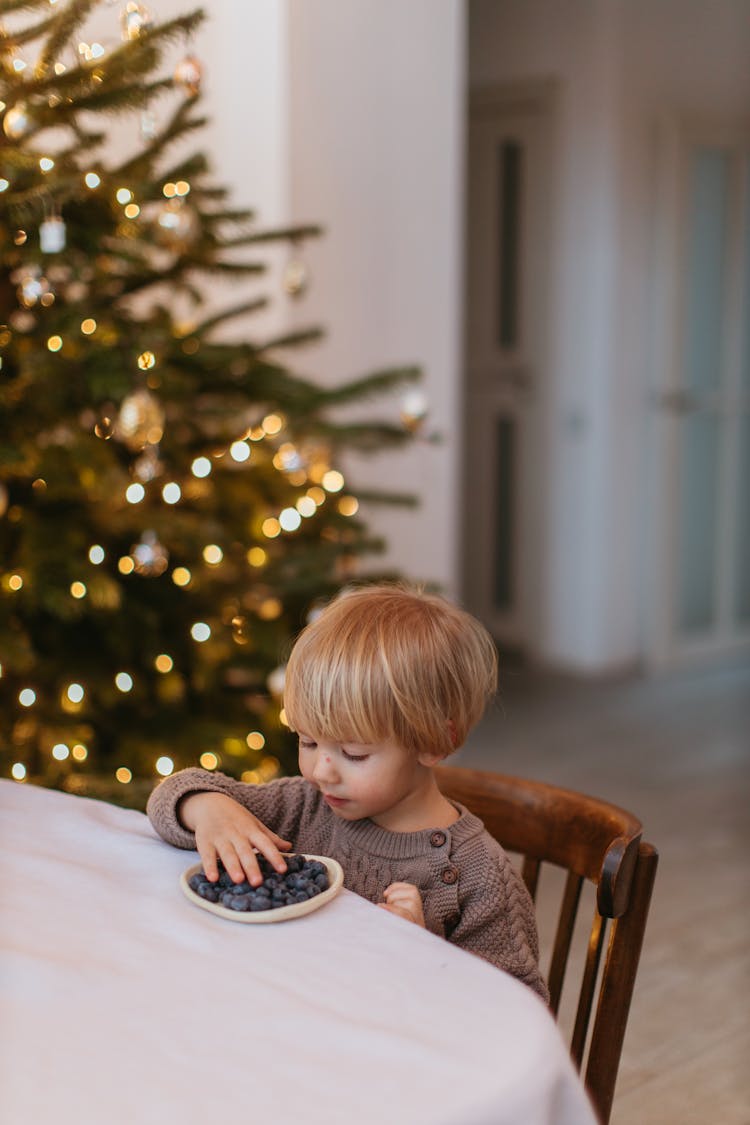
[{"x1": 147, "y1": 769, "x2": 549, "y2": 1002}]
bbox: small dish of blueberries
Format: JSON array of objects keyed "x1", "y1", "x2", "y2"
[{"x1": 179, "y1": 853, "x2": 344, "y2": 923}]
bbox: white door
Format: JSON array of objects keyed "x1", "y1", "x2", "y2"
[
  {"x1": 462, "y1": 84, "x2": 554, "y2": 654},
  {"x1": 650, "y1": 126, "x2": 750, "y2": 667}
]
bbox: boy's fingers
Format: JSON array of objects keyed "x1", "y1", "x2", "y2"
[
  {"x1": 252, "y1": 834, "x2": 289, "y2": 875},
  {"x1": 201, "y1": 844, "x2": 220, "y2": 882}
]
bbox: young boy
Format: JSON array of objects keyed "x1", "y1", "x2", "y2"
[{"x1": 147, "y1": 584, "x2": 548, "y2": 1000}]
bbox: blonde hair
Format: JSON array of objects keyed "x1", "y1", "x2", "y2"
[{"x1": 283, "y1": 584, "x2": 497, "y2": 758}]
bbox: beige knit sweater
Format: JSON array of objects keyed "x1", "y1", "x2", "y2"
[{"x1": 147, "y1": 769, "x2": 549, "y2": 1002}]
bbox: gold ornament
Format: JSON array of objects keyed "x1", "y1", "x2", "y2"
[
  {"x1": 282, "y1": 258, "x2": 309, "y2": 297},
  {"x1": 131, "y1": 531, "x2": 169, "y2": 576},
  {"x1": 3, "y1": 104, "x2": 31, "y2": 140},
  {"x1": 400, "y1": 390, "x2": 428, "y2": 433},
  {"x1": 155, "y1": 198, "x2": 199, "y2": 250},
  {"x1": 114, "y1": 388, "x2": 164, "y2": 450},
  {"x1": 174, "y1": 55, "x2": 203, "y2": 97},
  {"x1": 120, "y1": 2, "x2": 152, "y2": 40}
]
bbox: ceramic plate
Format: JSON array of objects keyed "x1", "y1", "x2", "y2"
[{"x1": 179, "y1": 854, "x2": 344, "y2": 924}]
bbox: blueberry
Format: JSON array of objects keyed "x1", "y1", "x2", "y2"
[
  {"x1": 188, "y1": 873, "x2": 204, "y2": 892},
  {"x1": 228, "y1": 894, "x2": 253, "y2": 911},
  {"x1": 249, "y1": 897, "x2": 272, "y2": 912},
  {"x1": 218, "y1": 872, "x2": 234, "y2": 888},
  {"x1": 197, "y1": 883, "x2": 221, "y2": 903},
  {"x1": 229, "y1": 881, "x2": 253, "y2": 895},
  {"x1": 314, "y1": 872, "x2": 329, "y2": 890}
]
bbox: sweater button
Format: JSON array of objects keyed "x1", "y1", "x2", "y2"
[
  {"x1": 430, "y1": 831, "x2": 447, "y2": 847},
  {"x1": 441, "y1": 866, "x2": 458, "y2": 884}
]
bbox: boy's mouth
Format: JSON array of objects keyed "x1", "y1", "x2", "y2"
[{"x1": 322, "y1": 793, "x2": 348, "y2": 808}]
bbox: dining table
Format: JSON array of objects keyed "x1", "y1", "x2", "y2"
[{"x1": 0, "y1": 778, "x2": 597, "y2": 1125}]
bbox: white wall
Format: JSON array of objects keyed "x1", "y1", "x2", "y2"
[
  {"x1": 286, "y1": 0, "x2": 467, "y2": 593},
  {"x1": 469, "y1": 0, "x2": 750, "y2": 671}
]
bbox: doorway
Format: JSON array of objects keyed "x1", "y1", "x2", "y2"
[
  {"x1": 461, "y1": 82, "x2": 555, "y2": 656},
  {"x1": 650, "y1": 125, "x2": 750, "y2": 667}
]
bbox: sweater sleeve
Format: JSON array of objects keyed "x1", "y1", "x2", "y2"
[
  {"x1": 145, "y1": 768, "x2": 314, "y2": 851},
  {"x1": 450, "y1": 847, "x2": 550, "y2": 1003}
]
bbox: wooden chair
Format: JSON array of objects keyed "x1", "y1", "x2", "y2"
[{"x1": 435, "y1": 765, "x2": 658, "y2": 1125}]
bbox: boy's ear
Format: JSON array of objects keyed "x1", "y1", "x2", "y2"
[{"x1": 417, "y1": 721, "x2": 458, "y2": 767}]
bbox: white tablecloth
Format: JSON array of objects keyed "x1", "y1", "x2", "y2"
[{"x1": 0, "y1": 779, "x2": 596, "y2": 1125}]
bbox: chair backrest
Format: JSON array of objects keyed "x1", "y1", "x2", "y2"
[{"x1": 435, "y1": 765, "x2": 658, "y2": 1125}]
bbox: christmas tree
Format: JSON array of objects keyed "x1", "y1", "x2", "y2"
[{"x1": 0, "y1": 0, "x2": 421, "y2": 808}]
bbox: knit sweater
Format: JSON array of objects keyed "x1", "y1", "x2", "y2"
[{"x1": 147, "y1": 769, "x2": 549, "y2": 1002}]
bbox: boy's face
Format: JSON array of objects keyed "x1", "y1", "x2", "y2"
[{"x1": 297, "y1": 733, "x2": 440, "y2": 831}]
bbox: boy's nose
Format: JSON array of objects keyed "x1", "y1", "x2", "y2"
[{"x1": 312, "y1": 751, "x2": 338, "y2": 784}]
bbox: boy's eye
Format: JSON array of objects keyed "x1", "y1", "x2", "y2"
[
  {"x1": 298, "y1": 739, "x2": 317, "y2": 750},
  {"x1": 342, "y1": 750, "x2": 369, "y2": 762}
]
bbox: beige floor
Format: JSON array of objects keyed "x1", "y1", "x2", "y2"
[{"x1": 455, "y1": 658, "x2": 750, "y2": 1125}]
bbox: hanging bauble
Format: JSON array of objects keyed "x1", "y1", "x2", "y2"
[
  {"x1": 131, "y1": 530, "x2": 169, "y2": 577},
  {"x1": 140, "y1": 109, "x2": 157, "y2": 140},
  {"x1": 174, "y1": 54, "x2": 203, "y2": 97},
  {"x1": 155, "y1": 198, "x2": 199, "y2": 250},
  {"x1": 120, "y1": 2, "x2": 152, "y2": 40},
  {"x1": 400, "y1": 389, "x2": 429, "y2": 434},
  {"x1": 282, "y1": 258, "x2": 309, "y2": 298},
  {"x1": 40, "y1": 216, "x2": 66, "y2": 254},
  {"x1": 114, "y1": 388, "x2": 164, "y2": 451},
  {"x1": 3, "y1": 103, "x2": 31, "y2": 140},
  {"x1": 0, "y1": 482, "x2": 8, "y2": 518},
  {"x1": 133, "y1": 444, "x2": 163, "y2": 482},
  {"x1": 13, "y1": 266, "x2": 54, "y2": 309}
]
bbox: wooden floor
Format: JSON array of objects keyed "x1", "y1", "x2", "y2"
[{"x1": 455, "y1": 658, "x2": 750, "y2": 1125}]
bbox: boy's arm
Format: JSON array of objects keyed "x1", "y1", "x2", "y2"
[
  {"x1": 146, "y1": 769, "x2": 314, "y2": 883},
  {"x1": 449, "y1": 853, "x2": 550, "y2": 1003}
]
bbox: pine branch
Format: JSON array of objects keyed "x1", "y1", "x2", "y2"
[{"x1": 37, "y1": 0, "x2": 99, "y2": 73}]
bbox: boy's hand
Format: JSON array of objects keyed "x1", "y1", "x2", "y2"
[
  {"x1": 378, "y1": 882, "x2": 426, "y2": 928},
  {"x1": 178, "y1": 791, "x2": 292, "y2": 887}
]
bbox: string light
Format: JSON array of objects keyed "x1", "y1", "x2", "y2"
[
  {"x1": 19, "y1": 688, "x2": 36, "y2": 707},
  {"x1": 200, "y1": 752, "x2": 218, "y2": 769},
  {"x1": 72, "y1": 744, "x2": 88, "y2": 761},
  {"x1": 155, "y1": 756, "x2": 173, "y2": 776},
  {"x1": 307, "y1": 486, "x2": 326, "y2": 506},
  {"x1": 137, "y1": 350, "x2": 156, "y2": 370},
  {"x1": 154, "y1": 654, "x2": 173, "y2": 673},
  {"x1": 229, "y1": 441, "x2": 250, "y2": 463},
  {"x1": 85, "y1": 172, "x2": 101, "y2": 189},
  {"x1": 191, "y1": 622, "x2": 210, "y2": 642},
  {"x1": 124, "y1": 202, "x2": 140, "y2": 219},
  {"x1": 261, "y1": 413, "x2": 283, "y2": 435},
  {"x1": 118, "y1": 556, "x2": 135, "y2": 575},
  {"x1": 89, "y1": 545, "x2": 105, "y2": 564},
  {"x1": 172, "y1": 567, "x2": 191, "y2": 587},
  {"x1": 191, "y1": 456, "x2": 211, "y2": 478},
  {"x1": 246, "y1": 731, "x2": 265, "y2": 751},
  {"x1": 66, "y1": 683, "x2": 85, "y2": 703},
  {"x1": 261, "y1": 517, "x2": 281, "y2": 539},
  {"x1": 322, "y1": 470, "x2": 345, "y2": 492},
  {"x1": 116, "y1": 767, "x2": 132, "y2": 784},
  {"x1": 296, "y1": 496, "x2": 317, "y2": 518},
  {"x1": 125, "y1": 483, "x2": 145, "y2": 504},
  {"x1": 202, "y1": 544, "x2": 223, "y2": 565},
  {"x1": 70, "y1": 581, "x2": 87, "y2": 598},
  {"x1": 81, "y1": 318, "x2": 97, "y2": 335},
  {"x1": 247, "y1": 547, "x2": 266, "y2": 567},
  {"x1": 279, "y1": 507, "x2": 301, "y2": 532},
  {"x1": 8, "y1": 574, "x2": 23, "y2": 591},
  {"x1": 338, "y1": 496, "x2": 359, "y2": 516},
  {"x1": 11, "y1": 763, "x2": 27, "y2": 781},
  {"x1": 47, "y1": 335, "x2": 63, "y2": 352},
  {"x1": 162, "y1": 482, "x2": 181, "y2": 504},
  {"x1": 52, "y1": 743, "x2": 70, "y2": 760},
  {"x1": 115, "y1": 672, "x2": 133, "y2": 692},
  {"x1": 39, "y1": 157, "x2": 55, "y2": 173},
  {"x1": 116, "y1": 188, "x2": 132, "y2": 204}
]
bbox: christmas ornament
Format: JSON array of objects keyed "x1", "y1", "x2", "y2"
[
  {"x1": 14, "y1": 266, "x2": 54, "y2": 309},
  {"x1": 282, "y1": 258, "x2": 309, "y2": 297},
  {"x1": 131, "y1": 530, "x2": 169, "y2": 576},
  {"x1": 155, "y1": 198, "x2": 199, "y2": 249},
  {"x1": 114, "y1": 388, "x2": 164, "y2": 450},
  {"x1": 3, "y1": 103, "x2": 30, "y2": 139},
  {"x1": 140, "y1": 110, "x2": 157, "y2": 140},
  {"x1": 120, "y1": 2, "x2": 152, "y2": 41},
  {"x1": 133, "y1": 445, "x2": 163, "y2": 482},
  {"x1": 174, "y1": 55, "x2": 202, "y2": 97},
  {"x1": 40, "y1": 216, "x2": 66, "y2": 254},
  {"x1": 400, "y1": 390, "x2": 428, "y2": 433}
]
